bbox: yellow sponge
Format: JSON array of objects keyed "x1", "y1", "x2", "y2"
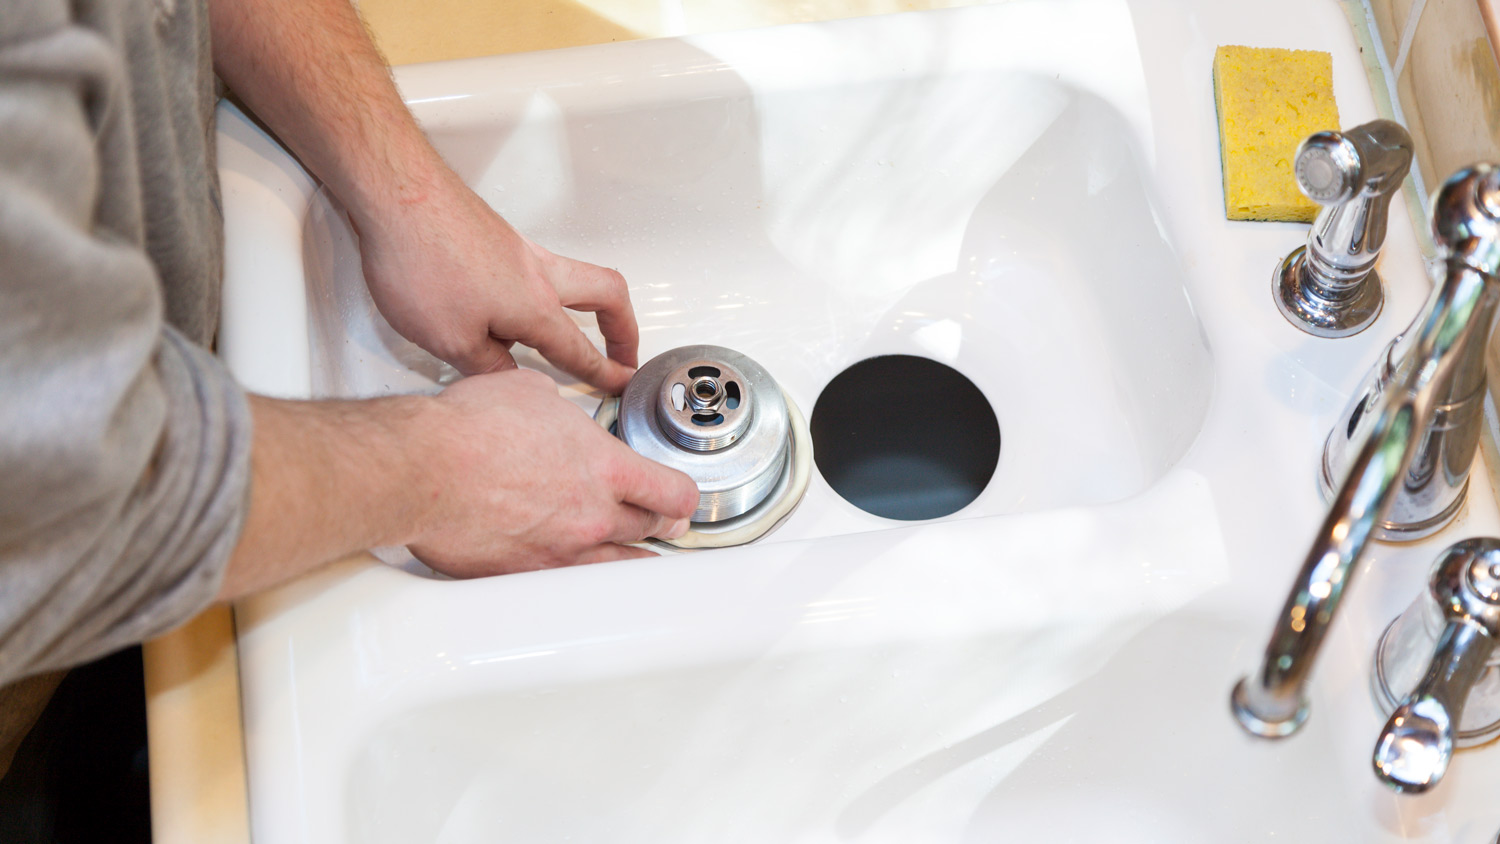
[{"x1": 1213, "y1": 45, "x2": 1340, "y2": 222}]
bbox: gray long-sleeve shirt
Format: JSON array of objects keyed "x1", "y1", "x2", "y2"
[{"x1": 0, "y1": 0, "x2": 252, "y2": 757}]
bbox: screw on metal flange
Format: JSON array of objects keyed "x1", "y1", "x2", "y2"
[
  {"x1": 656, "y1": 361, "x2": 752, "y2": 452},
  {"x1": 688, "y1": 376, "x2": 725, "y2": 414}
]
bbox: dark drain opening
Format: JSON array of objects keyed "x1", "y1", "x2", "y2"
[{"x1": 811, "y1": 355, "x2": 1000, "y2": 521}]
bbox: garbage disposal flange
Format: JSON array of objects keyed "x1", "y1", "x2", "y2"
[{"x1": 617, "y1": 345, "x2": 790, "y2": 523}]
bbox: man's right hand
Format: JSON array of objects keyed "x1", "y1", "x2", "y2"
[
  {"x1": 409, "y1": 369, "x2": 698, "y2": 577},
  {"x1": 218, "y1": 370, "x2": 699, "y2": 600}
]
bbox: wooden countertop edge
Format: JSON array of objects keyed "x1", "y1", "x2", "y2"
[{"x1": 142, "y1": 604, "x2": 251, "y2": 844}]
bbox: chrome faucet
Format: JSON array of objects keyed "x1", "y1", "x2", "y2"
[
  {"x1": 1371, "y1": 537, "x2": 1500, "y2": 793},
  {"x1": 1233, "y1": 164, "x2": 1500, "y2": 740},
  {"x1": 1273, "y1": 119, "x2": 1414, "y2": 337}
]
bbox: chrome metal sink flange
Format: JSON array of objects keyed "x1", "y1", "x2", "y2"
[{"x1": 618, "y1": 345, "x2": 791, "y2": 522}]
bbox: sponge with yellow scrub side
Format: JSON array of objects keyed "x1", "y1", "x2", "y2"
[{"x1": 1213, "y1": 45, "x2": 1340, "y2": 222}]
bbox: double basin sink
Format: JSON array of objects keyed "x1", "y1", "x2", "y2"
[{"x1": 216, "y1": 1, "x2": 1500, "y2": 840}]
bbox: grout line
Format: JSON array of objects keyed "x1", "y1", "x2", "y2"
[
  {"x1": 1356, "y1": 0, "x2": 1405, "y2": 123},
  {"x1": 1392, "y1": 0, "x2": 1427, "y2": 77},
  {"x1": 1357, "y1": 0, "x2": 1431, "y2": 207}
]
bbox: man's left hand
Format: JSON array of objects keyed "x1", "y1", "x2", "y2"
[{"x1": 355, "y1": 171, "x2": 639, "y2": 395}]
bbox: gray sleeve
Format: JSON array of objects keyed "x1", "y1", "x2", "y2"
[{"x1": 0, "y1": 5, "x2": 252, "y2": 685}]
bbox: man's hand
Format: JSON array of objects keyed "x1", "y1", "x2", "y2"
[
  {"x1": 207, "y1": 0, "x2": 697, "y2": 598},
  {"x1": 355, "y1": 173, "x2": 639, "y2": 394},
  {"x1": 219, "y1": 373, "x2": 700, "y2": 599},
  {"x1": 409, "y1": 370, "x2": 694, "y2": 576},
  {"x1": 210, "y1": 0, "x2": 639, "y2": 393}
]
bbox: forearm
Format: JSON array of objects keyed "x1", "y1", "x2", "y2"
[
  {"x1": 218, "y1": 394, "x2": 436, "y2": 600},
  {"x1": 221, "y1": 373, "x2": 699, "y2": 593},
  {"x1": 208, "y1": 0, "x2": 444, "y2": 232},
  {"x1": 210, "y1": 0, "x2": 645, "y2": 390}
]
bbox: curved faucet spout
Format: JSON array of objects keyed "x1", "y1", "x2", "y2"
[{"x1": 1233, "y1": 165, "x2": 1500, "y2": 739}]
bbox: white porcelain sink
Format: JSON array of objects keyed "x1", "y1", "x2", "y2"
[
  {"x1": 296, "y1": 43, "x2": 1211, "y2": 534},
  {"x1": 217, "y1": 1, "x2": 1500, "y2": 841}
]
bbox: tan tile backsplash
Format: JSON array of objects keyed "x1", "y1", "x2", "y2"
[
  {"x1": 1369, "y1": 0, "x2": 1418, "y2": 72},
  {"x1": 1361, "y1": 0, "x2": 1500, "y2": 208},
  {"x1": 1406, "y1": 0, "x2": 1500, "y2": 192}
]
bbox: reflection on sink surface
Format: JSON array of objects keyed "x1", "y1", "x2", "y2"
[{"x1": 218, "y1": 1, "x2": 1500, "y2": 842}]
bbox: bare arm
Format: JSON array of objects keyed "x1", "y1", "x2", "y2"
[
  {"x1": 208, "y1": 0, "x2": 434, "y2": 238},
  {"x1": 221, "y1": 374, "x2": 697, "y2": 600},
  {"x1": 208, "y1": 0, "x2": 639, "y2": 388},
  {"x1": 207, "y1": 0, "x2": 698, "y2": 595}
]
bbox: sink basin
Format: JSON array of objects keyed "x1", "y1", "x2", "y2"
[
  {"x1": 216, "y1": 1, "x2": 1500, "y2": 841},
  {"x1": 298, "y1": 57, "x2": 1211, "y2": 537},
  {"x1": 337, "y1": 484, "x2": 1228, "y2": 844}
]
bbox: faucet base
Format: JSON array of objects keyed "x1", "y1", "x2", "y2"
[
  {"x1": 1231, "y1": 678, "x2": 1309, "y2": 739},
  {"x1": 1274, "y1": 247, "x2": 1384, "y2": 338},
  {"x1": 1318, "y1": 450, "x2": 1468, "y2": 542}
]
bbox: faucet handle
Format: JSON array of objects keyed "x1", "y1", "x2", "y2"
[
  {"x1": 1372, "y1": 538, "x2": 1500, "y2": 793},
  {"x1": 1373, "y1": 621, "x2": 1491, "y2": 792},
  {"x1": 1274, "y1": 119, "x2": 1414, "y2": 338},
  {"x1": 1431, "y1": 164, "x2": 1500, "y2": 277}
]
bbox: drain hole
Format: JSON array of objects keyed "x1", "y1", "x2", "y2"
[{"x1": 811, "y1": 355, "x2": 999, "y2": 521}]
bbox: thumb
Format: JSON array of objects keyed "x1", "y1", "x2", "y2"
[{"x1": 467, "y1": 338, "x2": 519, "y2": 377}]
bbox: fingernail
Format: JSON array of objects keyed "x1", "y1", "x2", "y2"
[{"x1": 664, "y1": 518, "x2": 691, "y2": 539}]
